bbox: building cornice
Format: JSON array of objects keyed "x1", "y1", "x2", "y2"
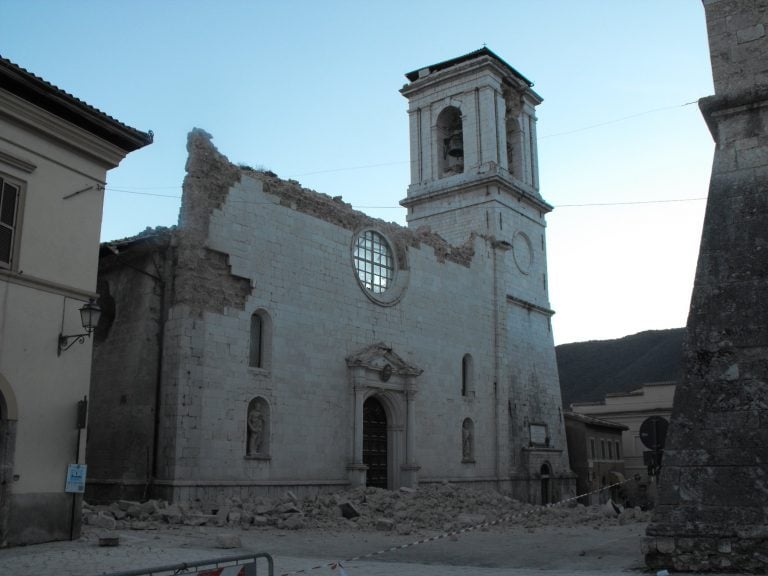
[
  {"x1": 402, "y1": 48, "x2": 542, "y2": 104},
  {"x1": 0, "y1": 55, "x2": 152, "y2": 153},
  {"x1": 0, "y1": 89, "x2": 134, "y2": 169},
  {"x1": 0, "y1": 147, "x2": 36, "y2": 173},
  {"x1": 0, "y1": 269, "x2": 95, "y2": 300}
]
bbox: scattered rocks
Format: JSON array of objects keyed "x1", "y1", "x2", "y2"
[{"x1": 83, "y1": 486, "x2": 651, "y2": 534}]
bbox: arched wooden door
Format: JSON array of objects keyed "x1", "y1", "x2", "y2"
[{"x1": 363, "y1": 397, "x2": 388, "y2": 489}]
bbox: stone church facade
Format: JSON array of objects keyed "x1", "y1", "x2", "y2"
[{"x1": 86, "y1": 49, "x2": 575, "y2": 507}]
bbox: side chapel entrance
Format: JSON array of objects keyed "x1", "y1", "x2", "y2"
[{"x1": 363, "y1": 397, "x2": 387, "y2": 488}]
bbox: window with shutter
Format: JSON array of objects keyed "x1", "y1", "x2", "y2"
[{"x1": 0, "y1": 178, "x2": 21, "y2": 270}]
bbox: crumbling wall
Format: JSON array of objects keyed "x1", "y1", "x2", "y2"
[
  {"x1": 251, "y1": 167, "x2": 477, "y2": 268},
  {"x1": 174, "y1": 129, "x2": 252, "y2": 315}
]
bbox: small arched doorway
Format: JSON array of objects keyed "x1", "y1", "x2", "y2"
[
  {"x1": 0, "y1": 383, "x2": 19, "y2": 548},
  {"x1": 363, "y1": 397, "x2": 388, "y2": 489},
  {"x1": 540, "y1": 463, "x2": 551, "y2": 505}
]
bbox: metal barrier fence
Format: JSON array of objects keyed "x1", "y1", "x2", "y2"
[{"x1": 99, "y1": 553, "x2": 273, "y2": 576}]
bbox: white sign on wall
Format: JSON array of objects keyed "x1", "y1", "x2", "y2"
[
  {"x1": 529, "y1": 423, "x2": 548, "y2": 446},
  {"x1": 65, "y1": 464, "x2": 87, "y2": 493}
]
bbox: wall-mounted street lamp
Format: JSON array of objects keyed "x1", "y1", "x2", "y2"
[{"x1": 58, "y1": 298, "x2": 101, "y2": 356}]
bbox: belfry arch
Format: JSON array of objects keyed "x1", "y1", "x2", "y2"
[
  {"x1": 436, "y1": 105, "x2": 464, "y2": 178},
  {"x1": 346, "y1": 343, "x2": 422, "y2": 489}
]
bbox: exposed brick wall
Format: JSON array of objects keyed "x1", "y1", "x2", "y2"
[{"x1": 174, "y1": 129, "x2": 252, "y2": 315}]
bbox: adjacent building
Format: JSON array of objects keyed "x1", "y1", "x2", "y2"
[
  {"x1": 563, "y1": 412, "x2": 627, "y2": 505},
  {"x1": 86, "y1": 49, "x2": 575, "y2": 508},
  {"x1": 570, "y1": 381, "x2": 675, "y2": 507},
  {"x1": 0, "y1": 56, "x2": 151, "y2": 545}
]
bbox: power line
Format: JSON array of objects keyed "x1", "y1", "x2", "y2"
[
  {"x1": 107, "y1": 99, "x2": 701, "y2": 191},
  {"x1": 107, "y1": 187, "x2": 181, "y2": 198},
  {"x1": 291, "y1": 160, "x2": 410, "y2": 178},
  {"x1": 555, "y1": 197, "x2": 706, "y2": 208},
  {"x1": 105, "y1": 186, "x2": 706, "y2": 209},
  {"x1": 539, "y1": 100, "x2": 699, "y2": 139}
]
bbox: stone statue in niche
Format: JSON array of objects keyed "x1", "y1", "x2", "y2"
[
  {"x1": 462, "y1": 419, "x2": 473, "y2": 461},
  {"x1": 247, "y1": 401, "x2": 266, "y2": 456}
]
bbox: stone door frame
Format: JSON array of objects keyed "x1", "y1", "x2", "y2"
[{"x1": 346, "y1": 343, "x2": 422, "y2": 490}]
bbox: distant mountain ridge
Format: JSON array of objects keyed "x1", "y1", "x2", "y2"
[{"x1": 556, "y1": 328, "x2": 685, "y2": 407}]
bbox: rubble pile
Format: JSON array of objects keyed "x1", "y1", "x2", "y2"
[{"x1": 82, "y1": 484, "x2": 651, "y2": 534}]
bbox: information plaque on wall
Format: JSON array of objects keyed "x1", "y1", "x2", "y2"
[
  {"x1": 65, "y1": 464, "x2": 87, "y2": 493},
  {"x1": 529, "y1": 423, "x2": 548, "y2": 446}
]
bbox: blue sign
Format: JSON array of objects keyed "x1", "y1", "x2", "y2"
[{"x1": 65, "y1": 464, "x2": 87, "y2": 493}]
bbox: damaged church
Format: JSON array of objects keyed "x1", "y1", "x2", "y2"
[{"x1": 86, "y1": 49, "x2": 575, "y2": 507}]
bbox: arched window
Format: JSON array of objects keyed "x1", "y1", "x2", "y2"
[
  {"x1": 436, "y1": 106, "x2": 464, "y2": 178},
  {"x1": 246, "y1": 397, "x2": 270, "y2": 457},
  {"x1": 461, "y1": 354, "x2": 474, "y2": 397},
  {"x1": 249, "y1": 310, "x2": 272, "y2": 369},
  {"x1": 461, "y1": 418, "x2": 474, "y2": 462}
]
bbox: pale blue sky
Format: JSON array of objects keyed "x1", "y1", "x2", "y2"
[{"x1": 2, "y1": 1, "x2": 715, "y2": 344}]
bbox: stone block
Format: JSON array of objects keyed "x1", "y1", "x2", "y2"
[
  {"x1": 215, "y1": 533, "x2": 242, "y2": 548},
  {"x1": 279, "y1": 515, "x2": 304, "y2": 530},
  {"x1": 338, "y1": 501, "x2": 360, "y2": 519},
  {"x1": 91, "y1": 513, "x2": 117, "y2": 530},
  {"x1": 656, "y1": 538, "x2": 677, "y2": 554},
  {"x1": 375, "y1": 518, "x2": 395, "y2": 531}
]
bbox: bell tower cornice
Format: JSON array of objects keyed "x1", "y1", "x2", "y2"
[{"x1": 401, "y1": 166, "x2": 553, "y2": 216}]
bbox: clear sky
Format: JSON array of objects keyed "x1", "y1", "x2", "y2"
[{"x1": 2, "y1": 0, "x2": 715, "y2": 345}]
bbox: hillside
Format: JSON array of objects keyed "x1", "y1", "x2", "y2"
[{"x1": 556, "y1": 328, "x2": 685, "y2": 407}]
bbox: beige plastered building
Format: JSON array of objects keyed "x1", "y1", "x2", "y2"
[
  {"x1": 570, "y1": 381, "x2": 675, "y2": 507},
  {"x1": 0, "y1": 56, "x2": 151, "y2": 546}
]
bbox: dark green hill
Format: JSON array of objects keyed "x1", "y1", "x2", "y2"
[{"x1": 556, "y1": 328, "x2": 684, "y2": 407}]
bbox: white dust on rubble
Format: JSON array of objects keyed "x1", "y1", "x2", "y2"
[{"x1": 82, "y1": 484, "x2": 650, "y2": 535}]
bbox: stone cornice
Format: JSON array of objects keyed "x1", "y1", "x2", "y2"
[
  {"x1": 506, "y1": 294, "x2": 555, "y2": 317},
  {"x1": 699, "y1": 86, "x2": 768, "y2": 141},
  {"x1": 401, "y1": 50, "x2": 541, "y2": 104},
  {"x1": 401, "y1": 167, "x2": 552, "y2": 215}
]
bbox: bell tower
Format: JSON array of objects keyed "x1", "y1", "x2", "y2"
[
  {"x1": 400, "y1": 48, "x2": 551, "y2": 244},
  {"x1": 400, "y1": 49, "x2": 574, "y2": 502}
]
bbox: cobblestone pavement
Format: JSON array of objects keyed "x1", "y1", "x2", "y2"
[{"x1": 0, "y1": 523, "x2": 735, "y2": 576}]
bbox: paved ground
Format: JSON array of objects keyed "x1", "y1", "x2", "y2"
[{"x1": 0, "y1": 521, "x2": 738, "y2": 576}]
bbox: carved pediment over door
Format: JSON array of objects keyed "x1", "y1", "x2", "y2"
[{"x1": 346, "y1": 342, "x2": 422, "y2": 391}]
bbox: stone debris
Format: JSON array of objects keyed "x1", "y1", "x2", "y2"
[
  {"x1": 82, "y1": 484, "x2": 651, "y2": 534},
  {"x1": 215, "y1": 533, "x2": 242, "y2": 549}
]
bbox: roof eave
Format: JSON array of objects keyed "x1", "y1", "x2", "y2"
[{"x1": 0, "y1": 56, "x2": 153, "y2": 152}]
